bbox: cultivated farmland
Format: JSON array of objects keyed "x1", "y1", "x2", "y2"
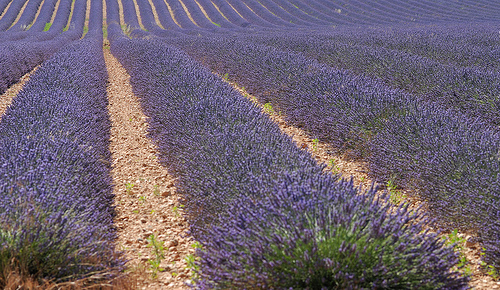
[{"x1": 1, "y1": 0, "x2": 500, "y2": 289}]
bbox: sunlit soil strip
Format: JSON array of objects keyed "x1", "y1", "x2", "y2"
[
  {"x1": 63, "y1": 0, "x2": 77, "y2": 31},
  {"x1": 163, "y1": 0, "x2": 181, "y2": 28},
  {"x1": 225, "y1": 1, "x2": 245, "y2": 20},
  {"x1": 0, "y1": 0, "x2": 13, "y2": 19},
  {"x1": 225, "y1": 80, "x2": 373, "y2": 189},
  {"x1": 0, "y1": 66, "x2": 38, "y2": 121},
  {"x1": 147, "y1": 0, "x2": 165, "y2": 29},
  {"x1": 83, "y1": 0, "x2": 90, "y2": 31},
  {"x1": 193, "y1": 0, "x2": 214, "y2": 23},
  {"x1": 7, "y1": 0, "x2": 31, "y2": 29},
  {"x1": 177, "y1": 0, "x2": 199, "y2": 27},
  {"x1": 28, "y1": 0, "x2": 46, "y2": 30},
  {"x1": 48, "y1": 0, "x2": 62, "y2": 25},
  {"x1": 131, "y1": 0, "x2": 146, "y2": 30},
  {"x1": 210, "y1": 1, "x2": 229, "y2": 21},
  {"x1": 255, "y1": 0, "x2": 276, "y2": 17},
  {"x1": 104, "y1": 48, "x2": 193, "y2": 289},
  {"x1": 85, "y1": 0, "x2": 90, "y2": 22},
  {"x1": 116, "y1": 0, "x2": 125, "y2": 27},
  {"x1": 223, "y1": 77, "x2": 500, "y2": 290}
]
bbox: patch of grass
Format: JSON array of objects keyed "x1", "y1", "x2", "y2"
[
  {"x1": 43, "y1": 23, "x2": 51, "y2": 31},
  {"x1": 328, "y1": 159, "x2": 340, "y2": 175},
  {"x1": 386, "y1": 180, "x2": 407, "y2": 205},
  {"x1": 153, "y1": 184, "x2": 160, "y2": 196},
  {"x1": 443, "y1": 229, "x2": 472, "y2": 277},
  {"x1": 263, "y1": 102, "x2": 275, "y2": 115},
  {"x1": 312, "y1": 138, "x2": 319, "y2": 151},
  {"x1": 480, "y1": 249, "x2": 500, "y2": 280},
  {"x1": 147, "y1": 234, "x2": 165, "y2": 279},
  {"x1": 125, "y1": 183, "x2": 135, "y2": 194}
]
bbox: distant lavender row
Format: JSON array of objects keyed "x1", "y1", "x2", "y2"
[
  {"x1": 0, "y1": 33, "x2": 123, "y2": 284},
  {"x1": 170, "y1": 35, "x2": 500, "y2": 268},
  {"x1": 108, "y1": 26, "x2": 465, "y2": 288},
  {"x1": 148, "y1": 0, "x2": 499, "y2": 31},
  {"x1": 300, "y1": 24, "x2": 500, "y2": 70},
  {"x1": 0, "y1": 0, "x2": 28, "y2": 31},
  {"x1": 0, "y1": 0, "x2": 87, "y2": 95},
  {"x1": 239, "y1": 30, "x2": 500, "y2": 126}
]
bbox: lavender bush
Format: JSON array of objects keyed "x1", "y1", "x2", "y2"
[
  {"x1": 108, "y1": 25, "x2": 466, "y2": 288},
  {"x1": 0, "y1": 29, "x2": 123, "y2": 284},
  {"x1": 167, "y1": 34, "x2": 500, "y2": 269},
  {"x1": 196, "y1": 177, "x2": 466, "y2": 289}
]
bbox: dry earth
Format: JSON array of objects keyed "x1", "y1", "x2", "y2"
[{"x1": 105, "y1": 48, "x2": 192, "y2": 289}]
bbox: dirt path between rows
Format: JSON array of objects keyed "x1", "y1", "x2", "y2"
[
  {"x1": 104, "y1": 47, "x2": 192, "y2": 289},
  {"x1": 0, "y1": 66, "x2": 38, "y2": 119},
  {"x1": 226, "y1": 82, "x2": 500, "y2": 290}
]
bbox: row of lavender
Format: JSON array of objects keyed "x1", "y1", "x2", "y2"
[
  {"x1": 0, "y1": 3, "x2": 124, "y2": 286},
  {"x1": 126, "y1": 0, "x2": 500, "y2": 34},
  {"x1": 107, "y1": 22, "x2": 466, "y2": 288},
  {"x1": 168, "y1": 33, "x2": 500, "y2": 271},
  {"x1": 0, "y1": 0, "x2": 87, "y2": 95},
  {"x1": 236, "y1": 27, "x2": 500, "y2": 126}
]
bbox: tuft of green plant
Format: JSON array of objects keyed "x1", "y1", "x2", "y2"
[
  {"x1": 386, "y1": 180, "x2": 407, "y2": 205},
  {"x1": 43, "y1": 23, "x2": 51, "y2": 31},
  {"x1": 172, "y1": 204, "x2": 184, "y2": 218},
  {"x1": 147, "y1": 234, "x2": 165, "y2": 279},
  {"x1": 138, "y1": 196, "x2": 146, "y2": 203},
  {"x1": 125, "y1": 183, "x2": 135, "y2": 194},
  {"x1": 211, "y1": 22, "x2": 221, "y2": 27},
  {"x1": 121, "y1": 24, "x2": 132, "y2": 37},
  {"x1": 480, "y1": 249, "x2": 500, "y2": 280},
  {"x1": 153, "y1": 184, "x2": 160, "y2": 196},
  {"x1": 263, "y1": 102, "x2": 275, "y2": 115},
  {"x1": 328, "y1": 159, "x2": 340, "y2": 175},
  {"x1": 443, "y1": 229, "x2": 472, "y2": 277},
  {"x1": 102, "y1": 26, "x2": 108, "y2": 39},
  {"x1": 185, "y1": 248, "x2": 201, "y2": 280},
  {"x1": 222, "y1": 73, "x2": 229, "y2": 80},
  {"x1": 312, "y1": 138, "x2": 319, "y2": 151}
]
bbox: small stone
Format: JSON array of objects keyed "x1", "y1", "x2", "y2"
[
  {"x1": 161, "y1": 189, "x2": 171, "y2": 197},
  {"x1": 140, "y1": 218, "x2": 147, "y2": 223},
  {"x1": 169, "y1": 239, "x2": 179, "y2": 247},
  {"x1": 465, "y1": 237, "x2": 476, "y2": 248},
  {"x1": 143, "y1": 231, "x2": 153, "y2": 238},
  {"x1": 140, "y1": 256, "x2": 149, "y2": 262}
]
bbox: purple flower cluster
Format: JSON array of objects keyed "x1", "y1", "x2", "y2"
[
  {"x1": 0, "y1": 30, "x2": 124, "y2": 283},
  {"x1": 243, "y1": 29, "x2": 500, "y2": 126},
  {"x1": 108, "y1": 26, "x2": 466, "y2": 288},
  {"x1": 168, "y1": 33, "x2": 500, "y2": 269}
]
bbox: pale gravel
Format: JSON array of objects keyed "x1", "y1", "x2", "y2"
[
  {"x1": 0, "y1": 66, "x2": 38, "y2": 119},
  {"x1": 104, "y1": 48, "x2": 192, "y2": 289}
]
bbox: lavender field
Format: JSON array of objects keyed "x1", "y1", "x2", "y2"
[{"x1": 1, "y1": 0, "x2": 500, "y2": 288}]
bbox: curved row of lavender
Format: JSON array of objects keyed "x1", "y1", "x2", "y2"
[
  {"x1": 0, "y1": 1, "x2": 124, "y2": 285},
  {"x1": 107, "y1": 20, "x2": 467, "y2": 287},
  {"x1": 236, "y1": 28, "x2": 500, "y2": 126},
  {"x1": 0, "y1": 0, "x2": 88, "y2": 95},
  {"x1": 167, "y1": 34, "x2": 500, "y2": 273},
  {"x1": 127, "y1": 0, "x2": 500, "y2": 33}
]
